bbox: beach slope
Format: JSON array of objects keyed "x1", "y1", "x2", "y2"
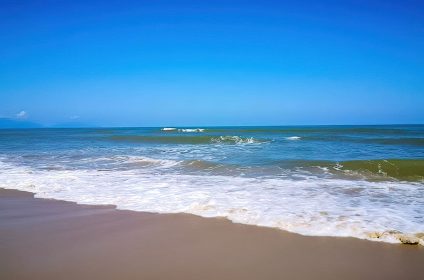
[{"x1": 1, "y1": 188, "x2": 423, "y2": 280}]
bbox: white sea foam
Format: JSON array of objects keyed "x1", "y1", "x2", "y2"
[
  {"x1": 211, "y1": 136, "x2": 260, "y2": 144},
  {"x1": 161, "y1": 128, "x2": 205, "y2": 132},
  {"x1": 179, "y1": 128, "x2": 205, "y2": 132},
  {"x1": 113, "y1": 155, "x2": 180, "y2": 168},
  {"x1": 1, "y1": 160, "x2": 422, "y2": 245},
  {"x1": 286, "y1": 136, "x2": 301, "y2": 140},
  {"x1": 76, "y1": 155, "x2": 180, "y2": 169}
]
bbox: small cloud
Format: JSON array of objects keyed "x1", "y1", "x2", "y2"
[
  {"x1": 16, "y1": 111, "x2": 28, "y2": 119},
  {"x1": 70, "y1": 115, "x2": 80, "y2": 120}
]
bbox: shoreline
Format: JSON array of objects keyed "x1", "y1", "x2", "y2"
[{"x1": 1, "y1": 187, "x2": 424, "y2": 280}]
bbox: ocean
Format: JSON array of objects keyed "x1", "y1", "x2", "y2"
[{"x1": 0, "y1": 125, "x2": 423, "y2": 244}]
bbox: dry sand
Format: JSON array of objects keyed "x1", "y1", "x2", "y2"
[{"x1": 1, "y1": 188, "x2": 423, "y2": 280}]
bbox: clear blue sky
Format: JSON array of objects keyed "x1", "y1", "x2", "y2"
[{"x1": 1, "y1": 0, "x2": 423, "y2": 126}]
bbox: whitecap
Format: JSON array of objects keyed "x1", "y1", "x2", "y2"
[
  {"x1": 178, "y1": 128, "x2": 205, "y2": 132},
  {"x1": 286, "y1": 136, "x2": 301, "y2": 140},
  {"x1": 211, "y1": 136, "x2": 260, "y2": 144}
]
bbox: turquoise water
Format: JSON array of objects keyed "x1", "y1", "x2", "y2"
[{"x1": 0, "y1": 125, "x2": 423, "y2": 244}]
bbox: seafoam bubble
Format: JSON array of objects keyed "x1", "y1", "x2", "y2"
[{"x1": 0, "y1": 160, "x2": 423, "y2": 246}]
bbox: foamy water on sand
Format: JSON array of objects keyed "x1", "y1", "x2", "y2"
[{"x1": 0, "y1": 126, "x2": 423, "y2": 245}]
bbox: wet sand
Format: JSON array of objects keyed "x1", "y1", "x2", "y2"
[{"x1": 1, "y1": 188, "x2": 423, "y2": 280}]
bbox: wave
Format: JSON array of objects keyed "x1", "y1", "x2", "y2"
[
  {"x1": 285, "y1": 136, "x2": 301, "y2": 140},
  {"x1": 109, "y1": 135, "x2": 267, "y2": 145},
  {"x1": 161, "y1": 128, "x2": 205, "y2": 133},
  {"x1": 178, "y1": 128, "x2": 205, "y2": 132},
  {"x1": 1, "y1": 160, "x2": 422, "y2": 246},
  {"x1": 334, "y1": 159, "x2": 424, "y2": 181},
  {"x1": 176, "y1": 158, "x2": 424, "y2": 182},
  {"x1": 275, "y1": 159, "x2": 424, "y2": 181},
  {"x1": 211, "y1": 136, "x2": 262, "y2": 144},
  {"x1": 100, "y1": 155, "x2": 180, "y2": 169}
]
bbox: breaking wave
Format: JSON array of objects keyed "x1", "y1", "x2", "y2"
[
  {"x1": 1, "y1": 159, "x2": 422, "y2": 246},
  {"x1": 178, "y1": 128, "x2": 205, "y2": 132},
  {"x1": 285, "y1": 136, "x2": 301, "y2": 140},
  {"x1": 109, "y1": 135, "x2": 267, "y2": 145}
]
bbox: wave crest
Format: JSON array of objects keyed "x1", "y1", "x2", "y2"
[
  {"x1": 285, "y1": 136, "x2": 301, "y2": 140},
  {"x1": 178, "y1": 128, "x2": 205, "y2": 132},
  {"x1": 211, "y1": 136, "x2": 262, "y2": 144},
  {"x1": 109, "y1": 135, "x2": 266, "y2": 145}
]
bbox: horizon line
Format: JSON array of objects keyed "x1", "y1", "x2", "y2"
[{"x1": 1, "y1": 123, "x2": 424, "y2": 129}]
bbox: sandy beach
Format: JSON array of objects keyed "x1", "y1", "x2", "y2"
[{"x1": 1, "y1": 188, "x2": 423, "y2": 280}]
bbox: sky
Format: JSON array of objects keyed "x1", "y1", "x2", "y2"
[{"x1": 0, "y1": 0, "x2": 423, "y2": 127}]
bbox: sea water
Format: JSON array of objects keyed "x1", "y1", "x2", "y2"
[{"x1": 0, "y1": 125, "x2": 423, "y2": 244}]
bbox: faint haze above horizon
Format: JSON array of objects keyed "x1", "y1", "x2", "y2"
[{"x1": 1, "y1": 0, "x2": 423, "y2": 127}]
